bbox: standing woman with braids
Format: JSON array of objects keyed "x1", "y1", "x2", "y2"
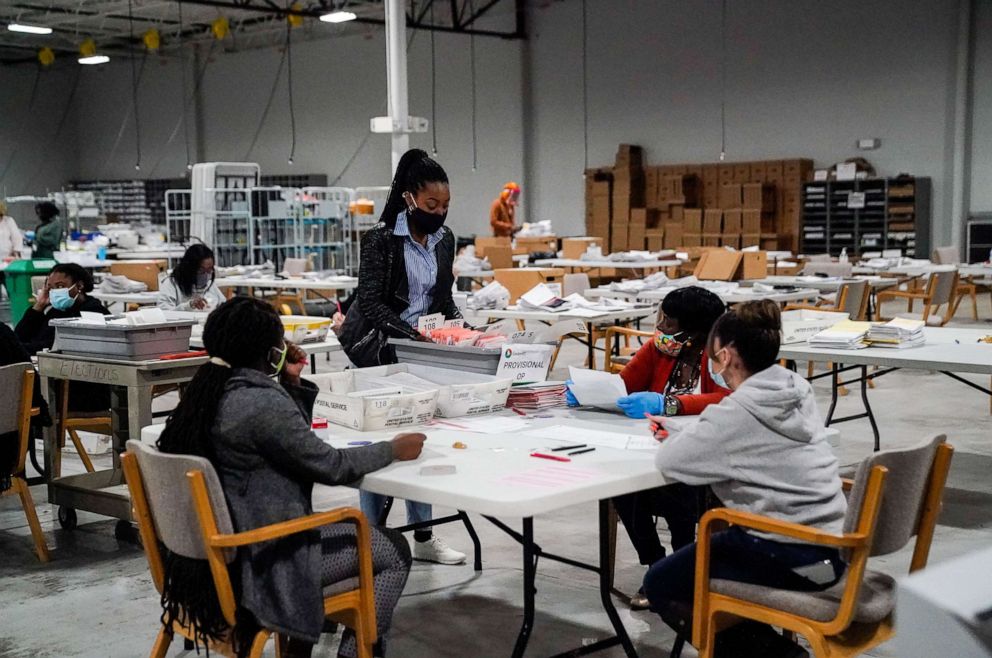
[
  {"x1": 339, "y1": 148, "x2": 467, "y2": 566},
  {"x1": 156, "y1": 297, "x2": 425, "y2": 658}
]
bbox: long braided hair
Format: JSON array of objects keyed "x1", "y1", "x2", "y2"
[
  {"x1": 378, "y1": 148, "x2": 449, "y2": 229},
  {"x1": 156, "y1": 296, "x2": 284, "y2": 656}
]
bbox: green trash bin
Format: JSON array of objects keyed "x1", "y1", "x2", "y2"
[{"x1": 5, "y1": 259, "x2": 57, "y2": 324}]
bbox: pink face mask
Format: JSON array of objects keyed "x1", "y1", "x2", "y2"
[{"x1": 653, "y1": 330, "x2": 687, "y2": 357}]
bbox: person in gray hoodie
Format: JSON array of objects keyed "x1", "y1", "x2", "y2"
[
  {"x1": 642, "y1": 300, "x2": 847, "y2": 658},
  {"x1": 156, "y1": 297, "x2": 426, "y2": 658}
]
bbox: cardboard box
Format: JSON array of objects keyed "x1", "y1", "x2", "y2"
[
  {"x1": 780, "y1": 309, "x2": 850, "y2": 344},
  {"x1": 741, "y1": 233, "x2": 761, "y2": 249},
  {"x1": 670, "y1": 205, "x2": 684, "y2": 223},
  {"x1": 722, "y1": 209, "x2": 743, "y2": 233},
  {"x1": 719, "y1": 183, "x2": 743, "y2": 209},
  {"x1": 749, "y1": 162, "x2": 767, "y2": 182},
  {"x1": 629, "y1": 208, "x2": 648, "y2": 226},
  {"x1": 310, "y1": 369, "x2": 440, "y2": 431},
  {"x1": 611, "y1": 222, "x2": 629, "y2": 251},
  {"x1": 515, "y1": 236, "x2": 557, "y2": 255},
  {"x1": 702, "y1": 235, "x2": 722, "y2": 247},
  {"x1": 475, "y1": 236, "x2": 511, "y2": 258},
  {"x1": 721, "y1": 233, "x2": 742, "y2": 249},
  {"x1": 485, "y1": 245, "x2": 513, "y2": 270},
  {"x1": 562, "y1": 237, "x2": 603, "y2": 259},
  {"x1": 645, "y1": 230, "x2": 664, "y2": 251},
  {"x1": 766, "y1": 161, "x2": 783, "y2": 180},
  {"x1": 663, "y1": 222, "x2": 684, "y2": 249},
  {"x1": 718, "y1": 164, "x2": 735, "y2": 185},
  {"x1": 742, "y1": 210, "x2": 762, "y2": 234},
  {"x1": 628, "y1": 223, "x2": 646, "y2": 250},
  {"x1": 683, "y1": 233, "x2": 702, "y2": 247},
  {"x1": 694, "y1": 250, "x2": 768, "y2": 281},
  {"x1": 733, "y1": 164, "x2": 751, "y2": 183},
  {"x1": 703, "y1": 209, "x2": 723, "y2": 234},
  {"x1": 591, "y1": 195, "x2": 611, "y2": 221},
  {"x1": 683, "y1": 208, "x2": 703, "y2": 233},
  {"x1": 616, "y1": 144, "x2": 644, "y2": 168},
  {"x1": 743, "y1": 183, "x2": 776, "y2": 211},
  {"x1": 494, "y1": 267, "x2": 565, "y2": 304}
]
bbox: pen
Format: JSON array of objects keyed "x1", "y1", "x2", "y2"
[
  {"x1": 551, "y1": 443, "x2": 586, "y2": 452},
  {"x1": 531, "y1": 452, "x2": 571, "y2": 463},
  {"x1": 348, "y1": 441, "x2": 373, "y2": 446},
  {"x1": 568, "y1": 447, "x2": 596, "y2": 456}
]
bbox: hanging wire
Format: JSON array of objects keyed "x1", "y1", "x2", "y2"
[
  {"x1": 0, "y1": 67, "x2": 42, "y2": 186},
  {"x1": 25, "y1": 66, "x2": 82, "y2": 192},
  {"x1": 581, "y1": 0, "x2": 589, "y2": 169},
  {"x1": 469, "y1": 0, "x2": 478, "y2": 171},
  {"x1": 430, "y1": 0, "x2": 438, "y2": 155},
  {"x1": 128, "y1": 0, "x2": 142, "y2": 170},
  {"x1": 243, "y1": 41, "x2": 289, "y2": 160},
  {"x1": 101, "y1": 56, "x2": 148, "y2": 175},
  {"x1": 178, "y1": 0, "x2": 192, "y2": 170},
  {"x1": 148, "y1": 40, "x2": 216, "y2": 177},
  {"x1": 719, "y1": 0, "x2": 727, "y2": 161},
  {"x1": 286, "y1": 20, "x2": 297, "y2": 165}
]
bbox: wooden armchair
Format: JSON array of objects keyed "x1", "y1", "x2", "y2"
[
  {"x1": 603, "y1": 326, "x2": 653, "y2": 373},
  {"x1": 122, "y1": 440, "x2": 378, "y2": 658},
  {"x1": 53, "y1": 379, "x2": 111, "y2": 477},
  {"x1": 687, "y1": 435, "x2": 953, "y2": 658},
  {"x1": 933, "y1": 246, "x2": 978, "y2": 320},
  {"x1": 0, "y1": 365, "x2": 51, "y2": 562},
  {"x1": 877, "y1": 269, "x2": 959, "y2": 326}
]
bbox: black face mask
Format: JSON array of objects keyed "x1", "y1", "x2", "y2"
[{"x1": 407, "y1": 207, "x2": 446, "y2": 235}]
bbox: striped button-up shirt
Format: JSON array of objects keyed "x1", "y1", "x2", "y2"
[{"x1": 394, "y1": 212, "x2": 444, "y2": 327}]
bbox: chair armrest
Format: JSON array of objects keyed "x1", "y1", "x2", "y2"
[
  {"x1": 699, "y1": 507, "x2": 866, "y2": 549},
  {"x1": 604, "y1": 326, "x2": 653, "y2": 340},
  {"x1": 209, "y1": 506, "x2": 368, "y2": 548},
  {"x1": 783, "y1": 303, "x2": 827, "y2": 312},
  {"x1": 876, "y1": 290, "x2": 926, "y2": 301},
  {"x1": 841, "y1": 478, "x2": 854, "y2": 492}
]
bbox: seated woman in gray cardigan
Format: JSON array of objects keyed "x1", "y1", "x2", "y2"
[{"x1": 156, "y1": 296, "x2": 426, "y2": 658}]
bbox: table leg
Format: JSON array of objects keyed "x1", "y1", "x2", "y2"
[
  {"x1": 511, "y1": 517, "x2": 536, "y2": 658},
  {"x1": 860, "y1": 365, "x2": 881, "y2": 451},
  {"x1": 457, "y1": 510, "x2": 484, "y2": 572},
  {"x1": 586, "y1": 322, "x2": 596, "y2": 369},
  {"x1": 599, "y1": 500, "x2": 638, "y2": 657},
  {"x1": 825, "y1": 363, "x2": 840, "y2": 425},
  {"x1": 41, "y1": 375, "x2": 58, "y2": 485}
]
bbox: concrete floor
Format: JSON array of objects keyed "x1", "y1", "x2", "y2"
[{"x1": 2, "y1": 296, "x2": 992, "y2": 657}]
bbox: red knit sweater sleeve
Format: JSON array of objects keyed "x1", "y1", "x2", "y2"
[{"x1": 619, "y1": 340, "x2": 658, "y2": 394}]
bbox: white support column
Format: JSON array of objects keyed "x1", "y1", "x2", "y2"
[{"x1": 385, "y1": 0, "x2": 409, "y2": 171}]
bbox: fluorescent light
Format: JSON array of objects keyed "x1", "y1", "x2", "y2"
[
  {"x1": 78, "y1": 54, "x2": 110, "y2": 65},
  {"x1": 319, "y1": 10, "x2": 357, "y2": 23},
  {"x1": 8, "y1": 23, "x2": 53, "y2": 35}
]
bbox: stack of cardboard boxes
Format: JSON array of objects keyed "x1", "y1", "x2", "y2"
[{"x1": 585, "y1": 150, "x2": 813, "y2": 253}]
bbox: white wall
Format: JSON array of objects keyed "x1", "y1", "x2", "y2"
[
  {"x1": 525, "y1": 0, "x2": 964, "y2": 245},
  {"x1": 71, "y1": 20, "x2": 525, "y2": 238},
  {"x1": 970, "y1": 0, "x2": 992, "y2": 214},
  {"x1": 0, "y1": 65, "x2": 80, "y2": 224}
]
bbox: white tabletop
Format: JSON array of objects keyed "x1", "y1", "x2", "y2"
[
  {"x1": 143, "y1": 408, "x2": 668, "y2": 518},
  {"x1": 586, "y1": 286, "x2": 820, "y2": 305},
  {"x1": 189, "y1": 334, "x2": 341, "y2": 355},
  {"x1": 215, "y1": 275, "x2": 358, "y2": 291},
  {"x1": 779, "y1": 327, "x2": 992, "y2": 375},
  {"x1": 111, "y1": 248, "x2": 186, "y2": 260},
  {"x1": 747, "y1": 276, "x2": 900, "y2": 292},
  {"x1": 482, "y1": 305, "x2": 656, "y2": 324},
  {"x1": 533, "y1": 258, "x2": 681, "y2": 270},
  {"x1": 92, "y1": 291, "x2": 159, "y2": 305},
  {"x1": 54, "y1": 255, "x2": 112, "y2": 268}
]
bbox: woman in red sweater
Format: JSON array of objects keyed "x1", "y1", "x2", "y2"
[{"x1": 568, "y1": 286, "x2": 729, "y2": 609}]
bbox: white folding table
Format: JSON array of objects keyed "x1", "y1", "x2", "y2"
[
  {"x1": 91, "y1": 291, "x2": 160, "y2": 308},
  {"x1": 215, "y1": 275, "x2": 359, "y2": 305},
  {"x1": 585, "y1": 285, "x2": 820, "y2": 306},
  {"x1": 532, "y1": 258, "x2": 682, "y2": 273},
  {"x1": 143, "y1": 408, "x2": 667, "y2": 658},
  {"x1": 779, "y1": 327, "x2": 992, "y2": 450}
]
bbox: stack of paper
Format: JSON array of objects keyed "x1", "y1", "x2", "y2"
[
  {"x1": 507, "y1": 381, "x2": 567, "y2": 410},
  {"x1": 566, "y1": 367, "x2": 628, "y2": 410},
  {"x1": 809, "y1": 320, "x2": 872, "y2": 349},
  {"x1": 867, "y1": 318, "x2": 926, "y2": 348},
  {"x1": 519, "y1": 283, "x2": 573, "y2": 312}
]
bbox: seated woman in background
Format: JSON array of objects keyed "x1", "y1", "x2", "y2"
[
  {"x1": 566, "y1": 286, "x2": 730, "y2": 609},
  {"x1": 157, "y1": 243, "x2": 227, "y2": 311},
  {"x1": 643, "y1": 300, "x2": 846, "y2": 658},
  {"x1": 156, "y1": 297, "x2": 424, "y2": 658},
  {"x1": 15, "y1": 263, "x2": 110, "y2": 413}
]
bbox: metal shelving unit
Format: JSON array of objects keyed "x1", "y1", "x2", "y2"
[
  {"x1": 298, "y1": 187, "x2": 351, "y2": 272},
  {"x1": 347, "y1": 186, "x2": 390, "y2": 275},
  {"x1": 801, "y1": 177, "x2": 931, "y2": 257},
  {"x1": 250, "y1": 187, "x2": 299, "y2": 271}
]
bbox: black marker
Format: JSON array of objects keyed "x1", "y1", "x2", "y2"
[
  {"x1": 568, "y1": 447, "x2": 596, "y2": 456},
  {"x1": 551, "y1": 443, "x2": 586, "y2": 452}
]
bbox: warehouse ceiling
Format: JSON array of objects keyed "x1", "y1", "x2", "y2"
[{"x1": 0, "y1": 0, "x2": 523, "y2": 65}]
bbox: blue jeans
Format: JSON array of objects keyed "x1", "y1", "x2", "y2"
[
  {"x1": 360, "y1": 491, "x2": 432, "y2": 530},
  {"x1": 643, "y1": 526, "x2": 844, "y2": 609}
]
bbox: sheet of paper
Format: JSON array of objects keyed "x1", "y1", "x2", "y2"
[
  {"x1": 496, "y1": 464, "x2": 604, "y2": 489},
  {"x1": 523, "y1": 424, "x2": 653, "y2": 451},
  {"x1": 77, "y1": 311, "x2": 107, "y2": 325},
  {"x1": 125, "y1": 307, "x2": 168, "y2": 326},
  {"x1": 417, "y1": 312, "x2": 444, "y2": 333},
  {"x1": 567, "y1": 367, "x2": 628, "y2": 410},
  {"x1": 520, "y1": 283, "x2": 556, "y2": 307},
  {"x1": 427, "y1": 416, "x2": 529, "y2": 434}
]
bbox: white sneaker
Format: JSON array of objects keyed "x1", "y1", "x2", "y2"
[{"x1": 413, "y1": 536, "x2": 466, "y2": 565}]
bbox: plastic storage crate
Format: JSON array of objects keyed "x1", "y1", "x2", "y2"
[
  {"x1": 50, "y1": 318, "x2": 197, "y2": 360},
  {"x1": 390, "y1": 339, "x2": 502, "y2": 375}
]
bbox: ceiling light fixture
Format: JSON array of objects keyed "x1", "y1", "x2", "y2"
[
  {"x1": 79, "y1": 54, "x2": 110, "y2": 65},
  {"x1": 319, "y1": 10, "x2": 357, "y2": 23},
  {"x1": 8, "y1": 23, "x2": 53, "y2": 35},
  {"x1": 78, "y1": 38, "x2": 108, "y2": 64}
]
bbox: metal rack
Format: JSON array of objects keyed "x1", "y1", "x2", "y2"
[
  {"x1": 298, "y1": 187, "x2": 351, "y2": 272},
  {"x1": 347, "y1": 186, "x2": 390, "y2": 275},
  {"x1": 249, "y1": 186, "x2": 298, "y2": 271}
]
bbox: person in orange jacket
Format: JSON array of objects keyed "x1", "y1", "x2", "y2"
[{"x1": 490, "y1": 181, "x2": 521, "y2": 237}]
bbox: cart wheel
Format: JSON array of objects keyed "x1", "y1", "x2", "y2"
[
  {"x1": 114, "y1": 520, "x2": 139, "y2": 544},
  {"x1": 57, "y1": 506, "x2": 77, "y2": 530}
]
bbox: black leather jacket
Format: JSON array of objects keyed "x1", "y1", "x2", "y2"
[{"x1": 339, "y1": 222, "x2": 462, "y2": 367}]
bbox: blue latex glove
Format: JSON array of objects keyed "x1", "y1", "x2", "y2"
[
  {"x1": 616, "y1": 391, "x2": 664, "y2": 419},
  {"x1": 564, "y1": 379, "x2": 579, "y2": 407}
]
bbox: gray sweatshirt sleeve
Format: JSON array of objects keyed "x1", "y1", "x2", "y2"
[
  {"x1": 654, "y1": 401, "x2": 737, "y2": 486},
  {"x1": 156, "y1": 278, "x2": 192, "y2": 311}
]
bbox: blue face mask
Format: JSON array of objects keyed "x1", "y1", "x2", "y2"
[
  {"x1": 49, "y1": 286, "x2": 77, "y2": 311},
  {"x1": 708, "y1": 352, "x2": 729, "y2": 389}
]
